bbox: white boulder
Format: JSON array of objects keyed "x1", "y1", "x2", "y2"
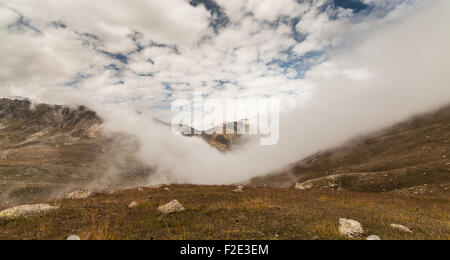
[
  {"x1": 295, "y1": 182, "x2": 314, "y2": 191},
  {"x1": 66, "y1": 190, "x2": 93, "y2": 199},
  {"x1": 0, "y1": 204, "x2": 60, "y2": 219},
  {"x1": 367, "y1": 235, "x2": 381, "y2": 240},
  {"x1": 128, "y1": 201, "x2": 138, "y2": 209},
  {"x1": 234, "y1": 186, "x2": 244, "y2": 193},
  {"x1": 339, "y1": 218, "x2": 364, "y2": 238},
  {"x1": 158, "y1": 200, "x2": 185, "y2": 214},
  {"x1": 390, "y1": 224, "x2": 413, "y2": 233},
  {"x1": 67, "y1": 235, "x2": 81, "y2": 240}
]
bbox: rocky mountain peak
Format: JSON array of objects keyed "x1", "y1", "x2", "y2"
[{"x1": 0, "y1": 98, "x2": 102, "y2": 136}]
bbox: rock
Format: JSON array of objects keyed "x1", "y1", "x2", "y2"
[
  {"x1": 295, "y1": 182, "x2": 313, "y2": 191},
  {"x1": 367, "y1": 235, "x2": 381, "y2": 240},
  {"x1": 66, "y1": 190, "x2": 93, "y2": 199},
  {"x1": 67, "y1": 235, "x2": 81, "y2": 240},
  {"x1": 128, "y1": 201, "x2": 138, "y2": 209},
  {"x1": 158, "y1": 200, "x2": 185, "y2": 214},
  {"x1": 0, "y1": 204, "x2": 60, "y2": 219},
  {"x1": 137, "y1": 188, "x2": 144, "y2": 192},
  {"x1": 339, "y1": 218, "x2": 364, "y2": 238},
  {"x1": 164, "y1": 188, "x2": 170, "y2": 191},
  {"x1": 234, "y1": 186, "x2": 244, "y2": 193},
  {"x1": 390, "y1": 224, "x2": 413, "y2": 233}
]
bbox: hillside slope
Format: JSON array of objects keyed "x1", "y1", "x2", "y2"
[
  {"x1": 0, "y1": 101, "x2": 449, "y2": 240},
  {"x1": 250, "y1": 106, "x2": 450, "y2": 196},
  {"x1": 0, "y1": 99, "x2": 152, "y2": 207}
]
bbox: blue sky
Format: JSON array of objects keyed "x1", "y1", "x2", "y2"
[{"x1": 0, "y1": 0, "x2": 419, "y2": 111}]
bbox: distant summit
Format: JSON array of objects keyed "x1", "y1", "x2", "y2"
[
  {"x1": 154, "y1": 118, "x2": 250, "y2": 152},
  {"x1": 0, "y1": 98, "x2": 102, "y2": 138}
]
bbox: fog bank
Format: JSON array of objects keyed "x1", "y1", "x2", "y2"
[{"x1": 96, "y1": 1, "x2": 450, "y2": 184}]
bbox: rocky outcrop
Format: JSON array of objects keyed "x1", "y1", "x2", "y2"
[
  {"x1": 0, "y1": 204, "x2": 60, "y2": 219},
  {"x1": 295, "y1": 181, "x2": 314, "y2": 191}
]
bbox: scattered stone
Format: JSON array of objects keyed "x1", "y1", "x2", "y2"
[
  {"x1": 158, "y1": 200, "x2": 185, "y2": 214},
  {"x1": 339, "y1": 218, "x2": 364, "y2": 238},
  {"x1": 295, "y1": 182, "x2": 313, "y2": 191},
  {"x1": 390, "y1": 224, "x2": 413, "y2": 233},
  {"x1": 66, "y1": 190, "x2": 93, "y2": 199},
  {"x1": 0, "y1": 204, "x2": 60, "y2": 219},
  {"x1": 367, "y1": 235, "x2": 381, "y2": 241},
  {"x1": 67, "y1": 235, "x2": 81, "y2": 240},
  {"x1": 234, "y1": 186, "x2": 244, "y2": 193},
  {"x1": 128, "y1": 201, "x2": 138, "y2": 209}
]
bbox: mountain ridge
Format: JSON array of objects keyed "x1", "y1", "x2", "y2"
[{"x1": 250, "y1": 105, "x2": 450, "y2": 197}]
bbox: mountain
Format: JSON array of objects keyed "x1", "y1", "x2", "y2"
[
  {"x1": 250, "y1": 105, "x2": 450, "y2": 197},
  {"x1": 0, "y1": 99, "x2": 448, "y2": 240},
  {"x1": 155, "y1": 118, "x2": 249, "y2": 152},
  {"x1": 0, "y1": 98, "x2": 246, "y2": 206},
  {"x1": 0, "y1": 98, "x2": 153, "y2": 206}
]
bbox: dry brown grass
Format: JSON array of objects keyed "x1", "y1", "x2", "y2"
[{"x1": 0, "y1": 185, "x2": 448, "y2": 240}]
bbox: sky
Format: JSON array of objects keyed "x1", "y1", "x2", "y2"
[
  {"x1": 1, "y1": 0, "x2": 449, "y2": 185},
  {"x1": 0, "y1": 0, "x2": 430, "y2": 113}
]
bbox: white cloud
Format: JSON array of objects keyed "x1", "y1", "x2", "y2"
[
  {"x1": 0, "y1": 0, "x2": 449, "y2": 185},
  {"x1": 0, "y1": 6, "x2": 18, "y2": 28},
  {"x1": 246, "y1": 0, "x2": 309, "y2": 21},
  {"x1": 2, "y1": 0, "x2": 211, "y2": 47},
  {"x1": 0, "y1": 0, "x2": 424, "y2": 109}
]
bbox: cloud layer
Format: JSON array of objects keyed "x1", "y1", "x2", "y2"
[
  {"x1": 1, "y1": 0, "x2": 449, "y2": 184},
  {"x1": 0, "y1": 0, "x2": 422, "y2": 111}
]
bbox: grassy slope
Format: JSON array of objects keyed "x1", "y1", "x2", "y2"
[
  {"x1": 0, "y1": 185, "x2": 448, "y2": 240},
  {"x1": 250, "y1": 106, "x2": 450, "y2": 195},
  {"x1": 0, "y1": 114, "x2": 151, "y2": 207}
]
